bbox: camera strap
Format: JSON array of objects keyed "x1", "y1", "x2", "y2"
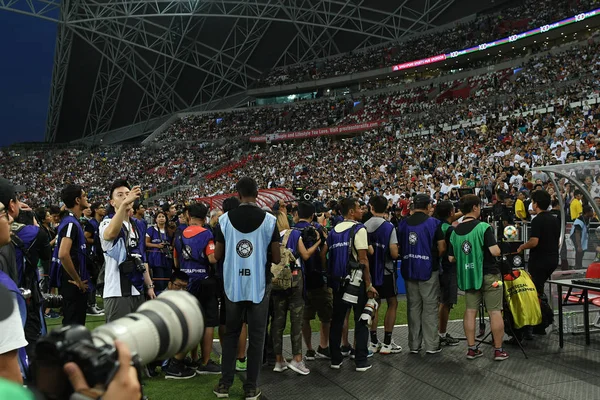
[{"x1": 345, "y1": 224, "x2": 359, "y2": 274}]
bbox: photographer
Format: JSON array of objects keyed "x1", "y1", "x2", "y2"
[
  {"x1": 320, "y1": 197, "x2": 376, "y2": 372},
  {"x1": 0, "y1": 201, "x2": 28, "y2": 384},
  {"x1": 173, "y1": 203, "x2": 220, "y2": 375},
  {"x1": 84, "y1": 202, "x2": 106, "y2": 315},
  {"x1": 100, "y1": 180, "x2": 155, "y2": 323},
  {"x1": 12, "y1": 210, "x2": 51, "y2": 357},
  {"x1": 49, "y1": 185, "x2": 92, "y2": 326},
  {"x1": 397, "y1": 194, "x2": 445, "y2": 354},
  {"x1": 448, "y1": 194, "x2": 507, "y2": 361},
  {"x1": 570, "y1": 204, "x2": 594, "y2": 269},
  {"x1": 146, "y1": 211, "x2": 174, "y2": 294},
  {"x1": 296, "y1": 202, "x2": 332, "y2": 361},
  {"x1": 365, "y1": 196, "x2": 402, "y2": 354},
  {"x1": 0, "y1": 177, "x2": 21, "y2": 284}
]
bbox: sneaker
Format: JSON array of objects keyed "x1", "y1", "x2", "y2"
[
  {"x1": 330, "y1": 360, "x2": 343, "y2": 369},
  {"x1": 315, "y1": 346, "x2": 330, "y2": 359},
  {"x1": 144, "y1": 365, "x2": 159, "y2": 378},
  {"x1": 494, "y1": 349, "x2": 509, "y2": 361},
  {"x1": 340, "y1": 345, "x2": 353, "y2": 357},
  {"x1": 288, "y1": 359, "x2": 310, "y2": 376},
  {"x1": 44, "y1": 311, "x2": 60, "y2": 319},
  {"x1": 440, "y1": 333, "x2": 460, "y2": 347},
  {"x1": 466, "y1": 348, "x2": 483, "y2": 360},
  {"x1": 86, "y1": 305, "x2": 104, "y2": 316},
  {"x1": 379, "y1": 341, "x2": 402, "y2": 354},
  {"x1": 305, "y1": 349, "x2": 316, "y2": 361},
  {"x1": 355, "y1": 362, "x2": 372, "y2": 372},
  {"x1": 426, "y1": 347, "x2": 442, "y2": 354},
  {"x1": 184, "y1": 358, "x2": 201, "y2": 371},
  {"x1": 369, "y1": 341, "x2": 382, "y2": 354},
  {"x1": 197, "y1": 359, "x2": 221, "y2": 375},
  {"x1": 409, "y1": 347, "x2": 422, "y2": 354},
  {"x1": 213, "y1": 383, "x2": 230, "y2": 398},
  {"x1": 245, "y1": 388, "x2": 262, "y2": 400},
  {"x1": 273, "y1": 360, "x2": 288, "y2": 372},
  {"x1": 236, "y1": 358, "x2": 247, "y2": 372},
  {"x1": 165, "y1": 359, "x2": 196, "y2": 380}
]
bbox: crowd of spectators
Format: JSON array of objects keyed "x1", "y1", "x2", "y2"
[
  {"x1": 3, "y1": 37, "x2": 600, "y2": 213},
  {"x1": 258, "y1": 0, "x2": 596, "y2": 87}
]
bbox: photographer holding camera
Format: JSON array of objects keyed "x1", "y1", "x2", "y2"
[
  {"x1": 146, "y1": 210, "x2": 174, "y2": 295},
  {"x1": 320, "y1": 197, "x2": 377, "y2": 372},
  {"x1": 397, "y1": 194, "x2": 445, "y2": 354},
  {"x1": 295, "y1": 202, "x2": 332, "y2": 361},
  {"x1": 365, "y1": 195, "x2": 401, "y2": 354},
  {"x1": 49, "y1": 184, "x2": 92, "y2": 326},
  {"x1": 100, "y1": 180, "x2": 155, "y2": 323}
]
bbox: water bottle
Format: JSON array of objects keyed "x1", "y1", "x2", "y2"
[
  {"x1": 564, "y1": 313, "x2": 571, "y2": 334},
  {"x1": 571, "y1": 312, "x2": 577, "y2": 333}
]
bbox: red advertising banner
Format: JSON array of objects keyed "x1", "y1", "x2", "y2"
[{"x1": 249, "y1": 120, "x2": 386, "y2": 143}]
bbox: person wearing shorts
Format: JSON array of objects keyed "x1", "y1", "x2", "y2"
[
  {"x1": 448, "y1": 194, "x2": 508, "y2": 361},
  {"x1": 303, "y1": 285, "x2": 333, "y2": 359},
  {"x1": 365, "y1": 195, "x2": 402, "y2": 354},
  {"x1": 173, "y1": 203, "x2": 221, "y2": 374}
]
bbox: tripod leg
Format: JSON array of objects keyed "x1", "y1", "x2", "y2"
[{"x1": 478, "y1": 302, "x2": 486, "y2": 337}]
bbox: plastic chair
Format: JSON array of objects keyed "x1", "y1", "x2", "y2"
[{"x1": 564, "y1": 262, "x2": 600, "y2": 304}]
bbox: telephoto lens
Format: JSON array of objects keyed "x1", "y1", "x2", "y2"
[
  {"x1": 342, "y1": 268, "x2": 363, "y2": 304},
  {"x1": 359, "y1": 298, "x2": 378, "y2": 325},
  {"x1": 32, "y1": 291, "x2": 204, "y2": 400},
  {"x1": 92, "y1": 290, "x2": 204, "y2": 364}
]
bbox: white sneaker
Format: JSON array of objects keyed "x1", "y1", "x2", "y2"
[
  {"x1": 368, "y1": 341, "x2": 382, "y2": 354},
  {"x1": 288, "y1": 359, "x2": 310, "y2": 375},
  {"x1": 273, "y1": 360, "x2": 288, "y2": 372},
  {"x1": 379, "y1": 341, "x2": 402, "y2": 354}
]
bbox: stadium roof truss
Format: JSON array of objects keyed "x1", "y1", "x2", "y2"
[{"x1": 0, "y1": 0, "x2": 456, "y2": 143}]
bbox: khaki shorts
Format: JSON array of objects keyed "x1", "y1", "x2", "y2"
[
  {"x1": 465, "y1": 274, "x2": 503, "y2": 312},
  {"x1": 303, "y1": 286, "x2": 333, "y2": 323}
]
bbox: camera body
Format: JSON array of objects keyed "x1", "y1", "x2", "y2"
[
  {"x1": 32, "y1": 325, "x2": 123, "y2": 399},
  {"x1": 119, "y1": 254, "x2": 146, "y2": 274},
  {"x1": 342, "y1": 262, "x2": 364, "y2": 304},
  {"x1": 360, "y1": 299, "x2": 378, "y2": 325}
]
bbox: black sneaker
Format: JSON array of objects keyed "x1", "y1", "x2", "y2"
[
  {"x1": 245, "y1": 388, "x2": 262, "y2": 400},
  {"x1": 305, "y1": 349, "x2": 316, "y2": 361},
  {"x1": 440, "y1": 333, "x2": 460, "y2": 347},
  {"x1": 340, "y1": 345, "x2": 353, "y2": 357},
  {"x1": 213, "y1": 383, "x2": 230, "y2": 398},
  {"x1": 184, "y1": 357, "x2": 200, "y2": 371},
  {"x1": 197, "y1": 359, "x2": 221, "y2": 375},
  {"x1": 86, "y1": 305, "x2": 104, "y2": 316},
  {"x1": 165, "y1": 359, "x2": 196, "y2": 380},
  {"x1": 315, "y1": 346, "x2": 331, "y2": 359}
]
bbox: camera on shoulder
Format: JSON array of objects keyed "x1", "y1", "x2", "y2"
[{"x1": 119, "y1": 254, "x2": 145, "y2": 274}]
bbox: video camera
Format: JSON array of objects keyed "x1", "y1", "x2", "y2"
[{"x1": 31, "y1": 291, "x2": 204, "y2": 400}]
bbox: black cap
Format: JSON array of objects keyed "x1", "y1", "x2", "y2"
[
  {"x1": 0, "y1": 178, "x2": 16, "y2": 209},
  {"x1": 413, "y1": 194, "x2": 432, "y2": 209},
  {"x1": 0, "y1": 283, "x2": 15, "y2": 322}
]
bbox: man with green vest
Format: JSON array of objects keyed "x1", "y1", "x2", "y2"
[{"x1": 448, "y1": 194, "x2": 508, "y2": 361}]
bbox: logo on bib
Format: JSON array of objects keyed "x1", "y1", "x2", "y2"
[
  {"x1": 236, "y1": 240, "x2": 253, "y2": 258},
  {"x1": 461, "y1": 240, "x2": 472, "y2": 255},
  {"x1": 408, "y1": 232, "x2": 418, "y2": 245}
]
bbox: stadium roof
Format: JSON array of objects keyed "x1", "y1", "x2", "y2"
[{"x1": 0, "y1": 0, "x2": 506, "y2": 144}]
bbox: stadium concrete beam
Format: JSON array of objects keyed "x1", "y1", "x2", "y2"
[
  {"x1": 0, "y1": 0, "x2": 60, "y2": 23},
  {"x1": 44, "y1": 0, "x2": 76, "y2": 143}
]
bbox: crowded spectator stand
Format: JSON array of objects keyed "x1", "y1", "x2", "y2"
[{"x1": 195, "y1": 188, "x2": 295, "y2": 210}]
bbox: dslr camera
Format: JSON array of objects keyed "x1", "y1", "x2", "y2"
[
  {"x1": 31, "y1": 291, "x2": 204, "y2": 400},
  {"x1": 342, "y1": 261, "x2": 365, "y2": 304},
  {"x1": 119, "y1": 253, "x2": 145, "y2": 274}
]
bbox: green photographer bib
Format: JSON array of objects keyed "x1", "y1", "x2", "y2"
[{"x1": 450, "y1": 222, "x2": 489, "y2": 291}]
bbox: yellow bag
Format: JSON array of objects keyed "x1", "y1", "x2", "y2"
[{"x1": 503, "y1": 270, "x2": 542, "y2": 329}]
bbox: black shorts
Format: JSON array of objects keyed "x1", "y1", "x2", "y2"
[
  {"x1": 440, "y1": 269, "x2": 458, "y2": 306},
  {"x1": 190, "y1": 279, "x2": 220, "y2": 328},
  {"x1": 374, "y1": 274, "x2": 397, "y2": 300}
]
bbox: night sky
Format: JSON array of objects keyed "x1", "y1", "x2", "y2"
[{"x1": 0, "y1": 11, "x2": 56, "y2": 147}]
